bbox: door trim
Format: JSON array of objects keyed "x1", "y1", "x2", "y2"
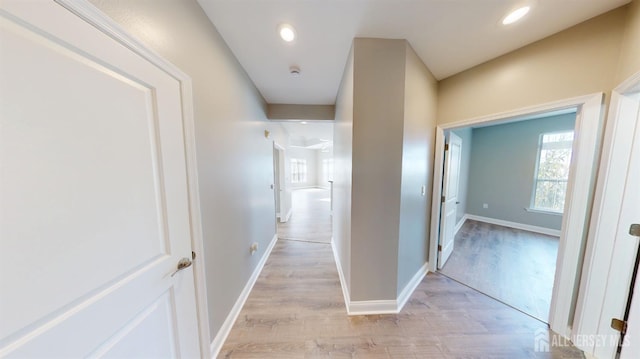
[
  {"x1": 55, "y1": 1, "x2": 211, "y2": 356},
  {"x1": 429, "y1": 93, "x2": 604, "y2": 338},
  {"x1": 573, "y1": 71, "x2": 640, "y2": 357}
]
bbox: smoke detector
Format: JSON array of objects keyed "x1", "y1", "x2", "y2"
[{"x1": 289, "y1": 66, "x2": 301, "y2": 77}]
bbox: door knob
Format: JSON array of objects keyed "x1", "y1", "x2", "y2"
[{"x1": 171, "y1": 257, "x2": 193, "y2": 277}]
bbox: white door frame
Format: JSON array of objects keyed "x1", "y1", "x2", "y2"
[
  {"x1": 273, "y1": 142, "x2": 285, "y2": 221},
  {"x1": 573, "y1": 71, "x2": 640, "y2": 357},
  {"x1": 57, "y1": 1, "x2": 211, "y2": 356},
  {"x1": 429, "y1": 93, "x2": 604, "y2": 338}
]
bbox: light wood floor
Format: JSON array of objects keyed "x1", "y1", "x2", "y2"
[
  {"x1": 277, "y1": 188, "x2": 332, "y2": 244},
  {"x1": 439, "y1": 220, "x2": 558, "y2": 322},
  {"x1": 219, "y1": 239, "x2": 583, "y2": 358}
]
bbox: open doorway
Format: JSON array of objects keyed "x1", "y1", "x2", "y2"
[
  {"x1": 429, "y1": 93, "x2": 604, "y2": 338},
  {"x1": 437, "y1": 110, "x2": 577, "y2": 322},
  {"x1": 273, "y1": 121, "x2": 334, "y2": 244}
]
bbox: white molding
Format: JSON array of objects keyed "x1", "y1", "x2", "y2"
[
  {"x1": 55, "y1": 1, "x2": 213, "y2": 356},
  {"x1": 348, "y1": 300, "x2": 398, "y2": 315},
  {"x1": 439, "y1": 94, "x2": 603, "y2": 131},
  {"x1": 573, "y1": 71, "x2": 640, "y2": 357},
  {"x1": 282, "y1": 207, "x2": 293, "y2": 222},
  {"x1": 524, "y1": 207, "x2": 563, "y2": 216},
  {"x1": 465, "y1": 214, "x2": 561, "y2": 237},
  {"x1": 396, "y1": 262, "x2": 429, "y2": 312},
  {"x1": 210, "y1": 234, "x2": 278, "y2": 358},
  {"x1": 454, "y1": 214, "x2": 468, "y2": 235},
  {"x1": 331, "y1": 239, "x2": 427, "y2": 315},
  {"x1": 548, "y1": 93, "x2": 605, "y2": 338},
  {"x1": 349, "y1": 262, "x2": 429, "y2": 315},
  {"x1": 331, "y1": 238, "x2": 351, "y2": 313},
  {"x1": 429, "y1": 93, "x2": 605, "y2": 339}
]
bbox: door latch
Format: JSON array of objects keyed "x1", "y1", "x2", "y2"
[{"x1": 611, "y1": 318, "x2": 628, "y2": 334}]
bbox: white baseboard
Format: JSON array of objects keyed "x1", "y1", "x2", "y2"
[
  {"x1": 281, "y1": 208, "x2": 293, "y2": 223},
  {"x1": 454, "y1": 214, "x2": 468, "y2": 235},
  {"x1": 331, "y1": 238, "x2": 428, "y2": 316},
  {"x1": 466, "y1": 214, "x2": 561, "y2": 237},
  {"x1": 210, "y1": 234, "x2": 278, "y2": 358},
  {"x1": 396, "y1": 262, "x2": 429, "y2": 312},
  {"x1": 348, "y1": 300, "x2": 398, "y2": 315},
  {"x1": 331, "y1": 238, "x2": 351, "y2": 313}
]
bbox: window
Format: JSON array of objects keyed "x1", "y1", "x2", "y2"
[
  {"x1": 290, "y1": 159, "x2": 307, "y2": 183},
  {"x1": 531, "y1": 131, "x2": 574, "y2": 213},
  {"x1": 322, "y1": 159, "x2": 333, "y2": 183}
]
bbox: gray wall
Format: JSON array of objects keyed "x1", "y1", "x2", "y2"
[
  {"x1": 91, "y1": 0, "x2": 285, "y2": 343},
  {"x1": 334, "y1": 39, "x2": 436, "y2": 302},
  {"x1": 466, "y1": 113, "x2": 577, "y2": 230},
  {"x1": 449, "y1": 128, "x2": 472, "y2": 224},
  {"x1": 333, "y1": 45, "x2": 354, "y2": 292},
  {"x1": 397, "y1": 44, "x2": 438, "y2": 294},
  {"x1": 350, "y1": 38, "x2": 405, "y2": 301}
]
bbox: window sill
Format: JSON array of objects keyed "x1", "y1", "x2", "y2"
[{"x1": 525, "y1": 207, "x2": 564, "y2": 216}]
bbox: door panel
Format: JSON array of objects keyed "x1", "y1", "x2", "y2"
[
  {"x1": 600, "y1": 94, "x2": 640, "y2": 359},
  {"x1": 0, "y1": 1, "x2": 199, "y2": 357},
  {"x1": 438, "y1": 132, "x2": 462, "y2": 269},
  {"x1": 618, "y1": 100, "x2": 640, "y2": 358}
]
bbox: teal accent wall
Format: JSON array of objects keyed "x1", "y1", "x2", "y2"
[{"x1": 466, "y1": 113, "x2": 577, "y2": 230}]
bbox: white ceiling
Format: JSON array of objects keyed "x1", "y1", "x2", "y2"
[
  {"x1": 197, "y1": 0, "x2": 629, "y2": 105},
  {"x1": 280, "y1": 121, "x2": 333, "y2": 148}
]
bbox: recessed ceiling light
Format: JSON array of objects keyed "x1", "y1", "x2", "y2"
[
  {"x1": 300, "y1": 121, "x2": 308, "y2": 125},
  {"x1": 278, "y1": 23, "x2": 296, "y2": 42},
  {"x1": 502, "y1": 6, "x2": 530, "y2": 25}
]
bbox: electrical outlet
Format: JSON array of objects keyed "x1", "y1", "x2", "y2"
[
  {"x1": 421, "y1": 185, "x2": 426, "y2": 196},
  {"x1": 483, "y1": 203, "x2": 489, "y2": 209},
  {"x1": 250, "y1": 243, "x2": 258, "y2": 255}
]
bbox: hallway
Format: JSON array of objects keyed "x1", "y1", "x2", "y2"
[
  {"x1": 277, "y1": 188, "x2": 332, "y2": 244},
  {"x1": 219, "y1": 239, "x2": 584, "y2": 358}
]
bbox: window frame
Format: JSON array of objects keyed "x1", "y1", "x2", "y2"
[
  {"x1": 529, "y1": 130, "x2": 574, "y2": 215},
  {"x1": 290, "y1": 158, "x2": 307, "y2": 184}
]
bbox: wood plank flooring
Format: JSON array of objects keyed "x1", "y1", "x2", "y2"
[
  {"x1": 219, "y1": 239, "x2": 583, "y2": 358},
  {"x1": 439, "y1": 220, "x2": 558, "y2": 322},
  {"x1": 277, "y1": 188, "x2": 332, "y2": 244}
]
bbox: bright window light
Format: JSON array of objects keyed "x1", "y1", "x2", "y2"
[{"x1": 531, "y1": 131, "x2": 574, "y2": 213}]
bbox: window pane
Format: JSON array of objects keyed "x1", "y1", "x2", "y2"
[
  {"x1": 531, "y1": 130, "x2": 574, "y2": 213},
  {"x1": 537, "y1": 148, "x2": 572, "y2": 180},
  {"x1": 290, "y1": 158, "x2": 307, "y2": 184},
  {"x1": 542, "y1": 131, "x2": 573, "y2": 144},
  {"x1": 534, "y1": 180, "x2": 568, "y2": 212}
]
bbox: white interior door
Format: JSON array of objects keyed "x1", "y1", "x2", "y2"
[
  {"x1": 601, "y1": 93, "x2": 640, "y2": 359},
  {"x1": 610, "y1": 105, "x2": 640, "y2": 359},
  {"x1": 438, "y1": 132, "x2": 462, "y2": 269},
  {"x1": 0, "y1": 1, "x2": 201, "y2": 357}
]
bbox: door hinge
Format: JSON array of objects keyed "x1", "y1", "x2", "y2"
[
  {"x1": 441, "y1": 195, "x2": 446, "y2": 203},
  {"x1": 438, "y1": 245, "x2": 442, "y2": 252},
  {"x1": 192, "y1": 251, "x2": 196, "y2": 260},
  {"x1": 630, "y1": 224, "x2": 640, "y2": 237},
  {"x1": 444, "y1": 144, "x2": 449, "y2": 151},
  {"x1": 611, "y1": 318, "x2": 628, "y2": 334}
]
